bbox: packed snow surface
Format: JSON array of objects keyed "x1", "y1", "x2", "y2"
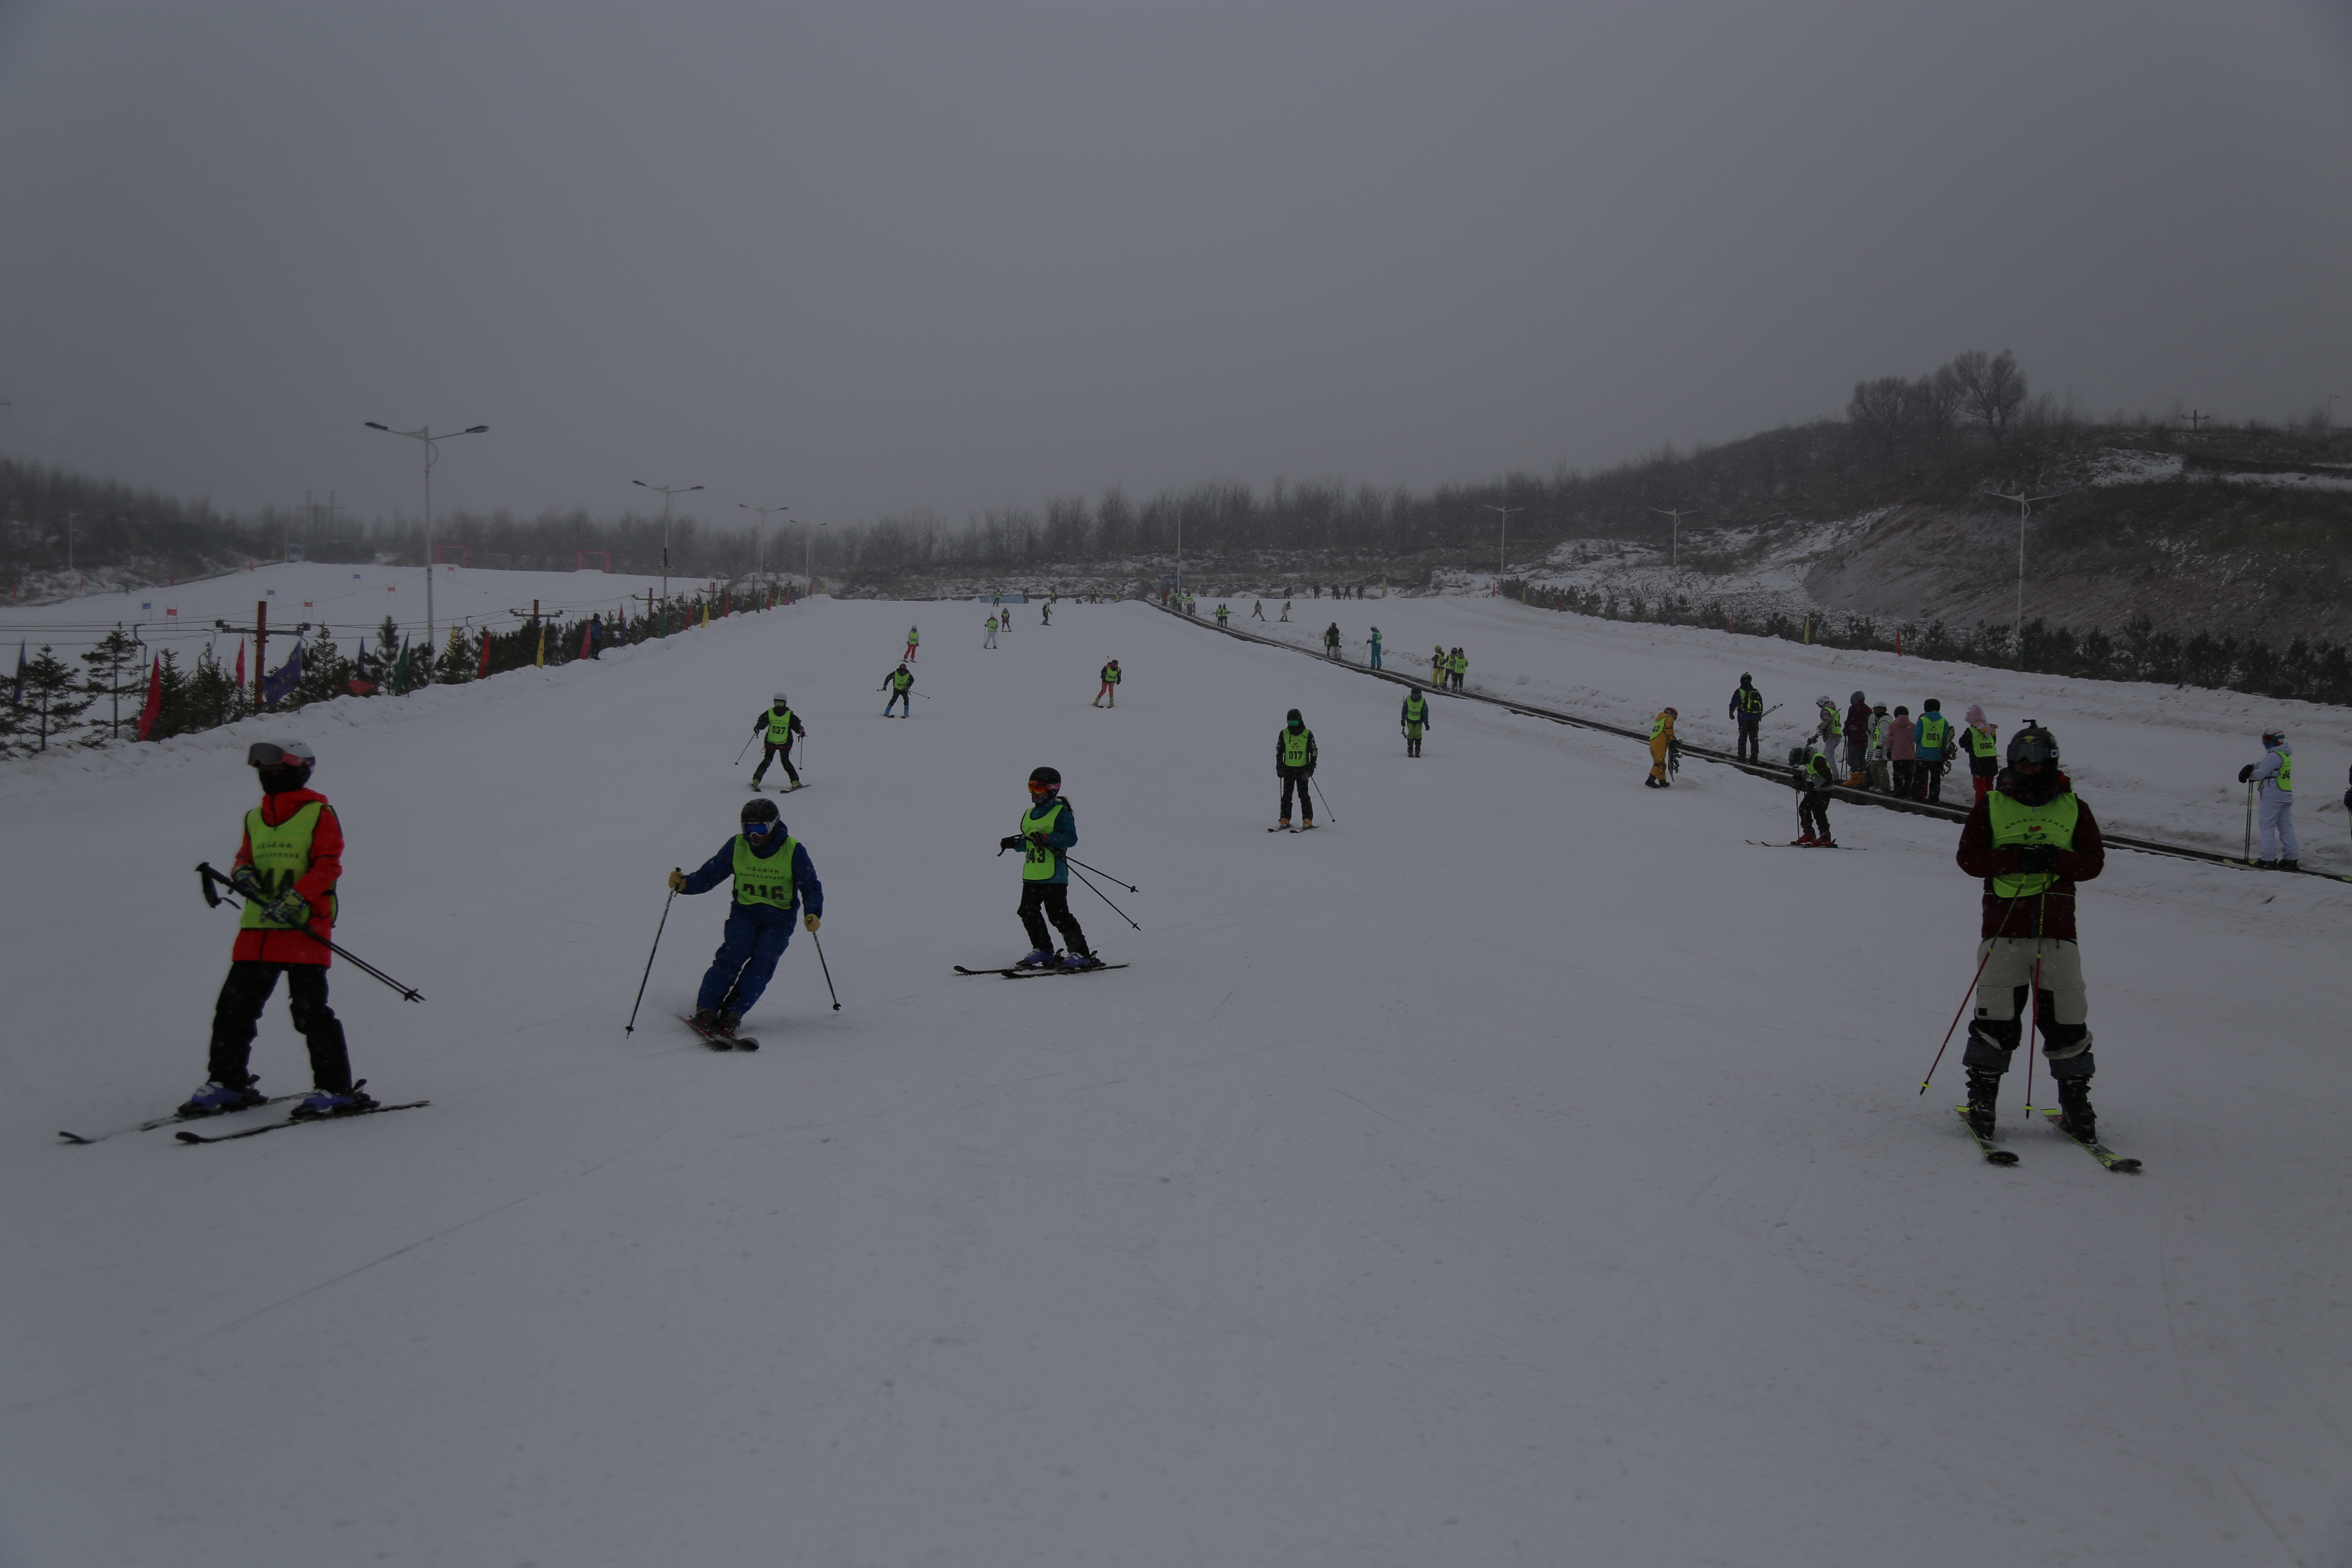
[{"x1": 3, "y1": 595, "x2": 2349, "y2": 1567}]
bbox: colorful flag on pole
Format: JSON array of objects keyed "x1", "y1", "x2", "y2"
[
  {"x1": 579, "y1": 622, "x2": 593, "y2": 660},
  {"x1": 261, "y1": 642, "x2": 304, "y2": 709},
  {"x1": 233, "y1": 640, "x2": 245, "y2": 689},
  {"x1": 535, "y1": 624, "x2": 546, "y2": 668},
  {"x1": 477, "y1": 628, "x2": 492, "y2": 680},
  {"x1": 136, "y1": 655, "x2": 162, "y2": 739}
]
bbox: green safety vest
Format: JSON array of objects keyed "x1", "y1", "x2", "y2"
[
  {"x1": 986, "y1": 617, "x2": 997, "y2": 630},
  {"x1": 239, "y1": 801, "x2": 333, "y2": 930},
  {"x1": 766, "y1": 707, "x2": 795, "y2": 744},
  {"x1": 1281, "y1": 726, "x2": 1313, "y2": 768},
  {"x1": 1967, "y1": 726, "x2": 1998, "y2": 759},
  {"x1": 1650, "y1": 713, "x2": 1673, "y2": 739},
  {"x1": 1018, "y1": 802, "x2": 1068, "y2": 881},
  {"x1": 732, "y1": 834, "x2": 802, "y2": 908},
  {"x1": 908, "y1": 630, "x2": 919, "y2": 643},
  {"x1": 1449, "y1": 654, "x2": 1466, "y2": 674},
  {"x1": 893, "y1": 671, "x2": 913, "y2": 692},
  {"x1": 1404, "y1": 693, "x2": 1427, "y2": 723},
  {"x1": 1918, "y1": 715, "x2": 1949, "y2": 751},
  {"x1": 2268, "y1": 748, "x2": 2293, "y2": 792},
  {"x1": 1985, "y1": 789, "x2": 2078, "y2": 900},
  {"x1": 1735, "y1": 687, "x2": 1761, "y2": 714}
]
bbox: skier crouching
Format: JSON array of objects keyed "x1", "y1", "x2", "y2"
[
  {"x1": 182, "y1": 740, "x2": 376, "y2": 1120},
  {"x1": 999, "y1": 766, "x2": 1099, "y2": 969},
  {"x1": 668, "y1": 797, "x2": 823, "y2": 1035},
  {"x1": 1788, "y1": 741, "x2": 1836, "y2": 845},
  {"x1": 1954, "y1": 724, "x2": 2106, "y2": 1141}
]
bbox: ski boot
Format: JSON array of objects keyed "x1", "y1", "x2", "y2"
[
  {"x1": 1015, "y1": 949, "x2": 1056, "y2": 969},
  {"x1": 1277, "y1": 817, "x2": 1290, "y2": 830},
  {"x1": 1060, "y1": 950, "x2": 1101, "y2": 971},
  {"x1": 2257, "y1": 858, "x2": 2277, "y2": 870},
  {"x1": 717, "y1": 1010, "x2": 744, "y2": 1035},
  {"x1": 2055, "y1": 1077, "x2": 2097, "y2": 1144},
  {"x1": 1814, "y1": 837, "x2": 1838, "y2": 848},
  {"x1": 178, "y1": 1077, "x2": 265, "y2": 1118},
  {"x1": 1299, "y1": 818, "x2": 1316, "y2": 830},
  {"x1": 1963, "y1": 1068, "x2": 2002, "y2": 1139},
  {"x1": 2279, "y1": 859, "x2": 2300, "y2": 872},
  {"x1": 1794, "y1": 834, "x2": 1818, "y2": 846},
  {"x1": 293, "y1": 1081, "x2": 380, "y2": 1120},
  {"x1": 1643, "y1": 777, "x2": 1662, "y2": 789}
]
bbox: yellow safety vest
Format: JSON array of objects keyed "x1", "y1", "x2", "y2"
[
  {"x1": 1967, "y1": 725, "x2": 1998, "y2": 760},
  {"x1": 1101, "y1": 665, "x2": 1120, "y2": 684},
  {"x1": 1449, "y1": 654, "x2": 1466, "y2": 675},
  {"x1": 892, "y1": 671, "x2": 912, "y2": 692},
  {"x1": 1018, "y1": 802, "x2": 1067, "y2": 881},
  {"x1": 1650, "y1": 712, "x2": 1674, "y2": 740},
  {"x1": 731, "y1": 834, "x2": 802, "y2": 909},
  {"x1": 239, "y1": 802, "x2": 334, "y2": 930},
  {"x1": 2268, "y1": 748, "x2": 2293, "y2": 792},
  {"x1": 1985, "y1": 790, "x2": 2078, "y2": 900},
  {"x1": 766, "y1": 707, "x2": 795, "y2": 745},
  {"x1": 1918, "y1": 715, "x2": 1949, "y2": 750},
  {"x1": 1404, "y1": 694, "x2": 1427, "y2": 723},
  {"x1": 1281, "y1": 727, "x2": 1313, "y2": 768}
]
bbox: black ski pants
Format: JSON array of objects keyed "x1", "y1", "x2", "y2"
[
  {"x1": 1735, "y1": 719, "x2": 1760, "y2": 762},
  {"x1": 208, "y1": 959, "x2": 353, "y2": 1092},
  {"x1": 1798, "y1": 793, "x2": 1831, "y2": 840},
  {"x1": 1923, "y1": 760, "x2": 1945, "y2": 802},
  {"x1": 751, "y1": 742, "x2": 799, "y2": 786},
  {"x1": 1018, "y1": 881, "x2": 1089, "y2": 956},
  {"x1": 1279, "y1": 766, "x2": 1316, "y2": 821}
]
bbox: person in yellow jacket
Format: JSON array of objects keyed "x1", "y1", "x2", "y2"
[{"x1": 1646, "y1": 708, "x2": 1679, "y2": 788}]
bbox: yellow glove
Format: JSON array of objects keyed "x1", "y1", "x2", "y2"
[
  {"x1": 803, "y1": 913, "x2": 821, "y2": 933},
  {"x1": 667, "y1": 869, "x2": 686, "y2": 892}
]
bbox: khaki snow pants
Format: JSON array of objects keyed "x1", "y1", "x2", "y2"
[{"x1": 1966, "y1": 937, "x2": 2092, "y2": 1077}]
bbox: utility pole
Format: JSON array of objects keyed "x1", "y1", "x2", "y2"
[
  {"x1": 1979, "y1": 484, "x2": 2070, "y2": 670},
  {"x1": 2180, "y1": 409, "x2": 2213, "y2": 436},
  {"x1": 1485, "y1": 505, "x2": 1522, "y2": 587},
  {"x1": 805, "y1": 520, "x2": 828, "y2": 591},
  {"x1": 739, "y1": 502, "x2": 789, "y2": 588},
  {"x1": 213, "y1": 601, "x2": 312, "y2": 712},
  {"x1": 634, "y1": 479, "x2": 704, "y2": 607},
  {"x1": 1650, "y1": 506, "x2": 1703, "y2": 573},
  {"x1": 366, "y1": 420, "x2": 489, "y2": 650}
]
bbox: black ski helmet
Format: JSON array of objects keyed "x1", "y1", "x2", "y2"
[
  {"x1": 1740, "y1": 673, "x2": 1752, "y2": 685},
  {"x1": 2007, "y1": 723, "x2": 2058, "y2": 766},
  {"x1": 1029, "y1": 766, "x2": 1062, "y2": 799},
  {"x1": 741, "y1": 797, "x2": 782, "y2": 832},
  {"x1": 1286, "y1": 707, "x2": 1304, "y2": 726},
  {"x1": 1787, "y1": 745, "x2": 1807, "y2": 766}
]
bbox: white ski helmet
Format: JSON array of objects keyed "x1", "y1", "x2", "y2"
[{"x1": 773, "y1": 692, "x2": 789, "y2": 707}]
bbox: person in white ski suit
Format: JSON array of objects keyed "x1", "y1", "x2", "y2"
[{"x1": 2239, "y1": 730, "x2": 2299, "y2": 869}]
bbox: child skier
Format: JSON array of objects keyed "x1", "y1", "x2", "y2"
[
  {"x1": 997, "y1": 766, "x2": 1098, "y2": 969},
  {"x1": 1401, "y1": 689, "x2": 1430, "y2": 756},
  {"x1": 749, "y1": 692, "x2": 806, "y2": 790},
  {"x1": 903, "y1": 626, "x2": 920, "y2": 661},
  {"x1": 1276, "y1": 708, "x2": 1319, "y2": 829},
  {"x1": 667, "y1": 797, "x2": 823, "y2": 1037},
  {"x1": 1789, "y1": 741, "x2": 1837, "y2": 846},
  {"x1": 881, "y1": 664, "x2": 914, "y2": 715},
  {"x1": 1093, "y1": 660, "x2": 1121, "y2": 707},
  {"x1": 180, "y1": 740, "x2": 375, "y2": 1120}
]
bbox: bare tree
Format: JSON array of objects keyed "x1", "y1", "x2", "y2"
[{"x1": 1949, "y1": 349, "x2": 2029, "y2": 446}]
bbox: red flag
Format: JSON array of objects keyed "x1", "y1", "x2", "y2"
[
  {"x1": 477, "y1": 629, "x2": 492, "y2": 679},
  {"x1": 136, "y1": 656, "x2": 162, "y2": 740},
  {"x1": 579, "y1": 624, "x2": 593, "y2": 659},
  {"x1": 233, "y1": 641, "x2": 245, "y2": 687}
]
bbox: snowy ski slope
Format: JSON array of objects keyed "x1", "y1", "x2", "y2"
[{"x1": 3, "y1": 597, "x2": 2348, "y2": 1567}]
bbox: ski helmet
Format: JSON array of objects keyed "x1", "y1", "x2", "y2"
[
  {"x1": 773, "y1": 692, "x2": 788, "y2": 707},
  {"x1": 741, "y1": 797, "x2": 782, "y2": 834},
  {"x1": 1286, "y1": 707, "x2": 1304, "y2": 726},
  {"x1": 2262, "y1": 729, "x2": 2285, "y2": 748},
  {"x1": 2006, "y1": 723, "x2": 2058, "y2": 766},
  {"x1": 1787, "y1": 746, "x2": 1807, "y2": 766},
  {"x1": 1850, "y1": 691, "x2": 1865, "y2": 706},
  {"x1": 1028, "y1": 766, "x2": 1062, "y2": 799},
  {"x1": 1740, "y1": 673, "x2": 1752, "y2": 685},
  {"x1": 246, "y1": 739, "x2": 315, "y2": 792}
]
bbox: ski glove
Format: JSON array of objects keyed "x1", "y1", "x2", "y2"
[
  {"x1": 262, "y1": 892, "x2": 309, "y2": 927},
  {"x1": 229, "y1": 864, "x2": 266, "y2": 899},
  {"x1": 998, "y1": 835, "x2": 1025, "y2": 851},
  {"x1": 2014, "y1": 845, "x2": 2058, "y2": 876},
  {"x1": 803, "y1": 913, "x2": 820, "y2": 933},
  {"x1": 2237, "y1": 764, "x2": 2255, "y2": 784},
  {"x1": 668, "y1": 868, "x2": 687, "y2": 892}
]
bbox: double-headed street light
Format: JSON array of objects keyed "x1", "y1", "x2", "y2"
[
  {"x1": 365, "y1": 420, "x2": 489, "y2": 649},
  {"x1": 634, "y1": 479, "x2": 704, "y2": 604},
  {"x1": 739, "y1": 502, "x2": 789, "y2": 584}
]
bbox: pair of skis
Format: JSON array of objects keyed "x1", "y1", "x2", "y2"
[
  {"x1": 1745, "y1": 840, "x2": 1865, "y2": 850},
  {"x1": 1268, "y1": 823, "x2": 1320, "y2": 833},
  {"x1": 58, "y1": 1093, "x2": 304, "y2": 1145},
  {"x1": 1955, "y1": 1106, "x2": 2141, "y2": 1172},
  {"x1": 953, "y1": 962, "x2": 1127, "y2": 979},
  {"x1": 682, "y1": 1014, "x2": 762, "y2": 1051}
]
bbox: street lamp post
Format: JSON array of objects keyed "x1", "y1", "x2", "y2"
[
  {"x1": 634, "y1": 480, "x2": 705, "y2": 609},
  {"x1": 1649, "y1": 506, "x2": 1703, "y2": 573},
  {"x1": 365, "y1": 420, "x2": 489, "y2": 650},
  {"x1": 1485, "y1": 505, "x2": 1521, "y2": 588},
  {"x1": 739, "y1": 503, "x2": 789, "y2": 588},
  {"x1": 1979, "y1": 484, "x2": 2068, "y2": 670},
  {"x1": 804, "y1": 520, "x2": 828, "y2": 591}
]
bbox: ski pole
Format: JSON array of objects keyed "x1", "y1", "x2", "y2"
[
  {"x1": 1068, "y1": 864, "x2": 1141, "y2": 930},
  {"x1": 1311, "y1": 774, "x2": 1337, "y2": 823},
  {"x1": 1063, "y1": 855, "x2": 1136, "y2": 892},
  {"x1": 736, "y1": 733, "x2": 756, "y2": 766},
  {"x1": 623, "y1": 885, "x2": 677, "y2": 1035},
  {"x1": 2022, "y1": 950, "x2": 2043, "y2": 1121},
  {"x1": 195, "y1": 864, "x2": 425, "y2": 1003},
  {"x1": 807, "y1": 926, "x2": 842, "y2": 1010},
  {"x1": 2244, "y1": 782, "x2": 2254, "y2": 864},
  {"x1": 1916, "y1": 897, "x2": 2019, "y2": 1094}
]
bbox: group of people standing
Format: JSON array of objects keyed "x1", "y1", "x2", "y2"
[
  {"x1": 1432, "y1": 646, "x2": 1467, "y2": 689},
  {"x1": 1729, "y1": 676, "x2": 2006, "y2": 805}
]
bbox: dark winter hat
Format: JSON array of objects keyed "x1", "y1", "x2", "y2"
[
  {"x1": 2007, "y1": 724, "x2": 2058, "y2": 766},
  {"x1": 1740, "y1": 673, "x2": 1752, "y2": 684},
  {"x1": 1286, "y1": 708, "x2": 1304, "y2": 726},
  {"x1": 1850, "y1": 691, "x2": 1865, "y2": 705},
  {"x1": 741, "y1": 797, "x2": 782, "y2": 830},
  {"x1": 1787, "y1": 745, "x2": 1807, "y2": 765},
  {"x1": 1923, "y1": 698, "x2": 1941, "y2": 711},
  {"x1": 1895, "y1": 705, "x2": 1909, "y2": 715}
]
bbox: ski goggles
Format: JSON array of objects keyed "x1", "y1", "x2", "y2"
[
  {"x1": 1028, "y1": 781, "x2": 1056, "y2": 796},
  {"x1": 245, "y1": 743, "x2": 308, "y2": 768},
  {"x1": 743, "y1": 816, "x2": 782, "y2": 835}
]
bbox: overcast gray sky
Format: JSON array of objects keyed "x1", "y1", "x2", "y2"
[{"x1": 1, "y1": 1, "x2": 2347, "y2": 533}]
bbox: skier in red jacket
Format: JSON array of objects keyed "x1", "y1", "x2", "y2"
[{"x1": 179, "y1": 741, "x2": 375, "y2": 1120}]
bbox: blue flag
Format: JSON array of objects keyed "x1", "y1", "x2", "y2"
[{"x1": 261, "y1": 641, "x2": 305, "y2": 710}]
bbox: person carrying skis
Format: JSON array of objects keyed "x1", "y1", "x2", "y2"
[
  {"x1": 1276, "y1": 707, "x2": 1319, "y2": 829},
  {"x1": 983, "y1": 614, "x2": 998, "y2": 649},
  {"x1": 1962, "y1": 705, "x2": 1999, "y2": 802},
  {"x1": 1914, "y1": 698, "x2": 1951, "y2": 802},
  {"x1": 1788, "y1": 740, "x2": 1837, "y2": 846},
  {"x1": 2238, "y1": 729, "x2": 2299, "y2": 870},
  {"x1": 1323, "y1": 622, "x2": 1342, "y2": 660},
  {"x1": 998, "y1": 766, "x2": 1098, "y2": 969},
  {"x1": 668, "y1": 797, "x2": 823, "y2": 1035},
  {"x1": 1729, "y1": 673, "x2": 1763, "y2": 762},
  {"x1": 749, "y1": 692, "x2": 806, "y2": 790},
  {"x1": 1645, "y1": 707, "x2": 1679, "y2": 788},
  {"x1": 1093, "y1": 659, "x2": 1121, "y2": 707},
  {"x1": 180, "y1": 740, "x2": 375, "y2": 1121},
  {"x1": 1842, "y1": 691, "x2": 1872, "y2": 787},
  {"x1": 1401, "y1": 689, "x2": 1430, "y2": 756},
  {"x1": 1954, "y1": 723, "x2": 2107, "y2": 1142},
  {"x1": 903, "y1": 626, "x2": 920, "y2": 661},
  {"x1": 882, "y1": 664, "x2": 914, "y2": 715},
  {"x1": 1368, "y1": 626, "x2": 1383, "y2": 669},
  {"x1": 1449, "y1": 647, "x2": 1468, "y2": 690}
]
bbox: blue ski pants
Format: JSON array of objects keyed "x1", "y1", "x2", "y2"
[{"x1": 698, "y1": 902, "x2": 796, "y2": 1015}]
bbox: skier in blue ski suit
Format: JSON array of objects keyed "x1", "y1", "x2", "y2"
[{"x1": 668, "y1": 798, "x2": 824, "y2": 1030}]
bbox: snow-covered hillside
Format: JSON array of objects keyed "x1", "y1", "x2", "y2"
[{"x1": 3, "y1": 597, "x2": 2347, "y2": 1567}]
